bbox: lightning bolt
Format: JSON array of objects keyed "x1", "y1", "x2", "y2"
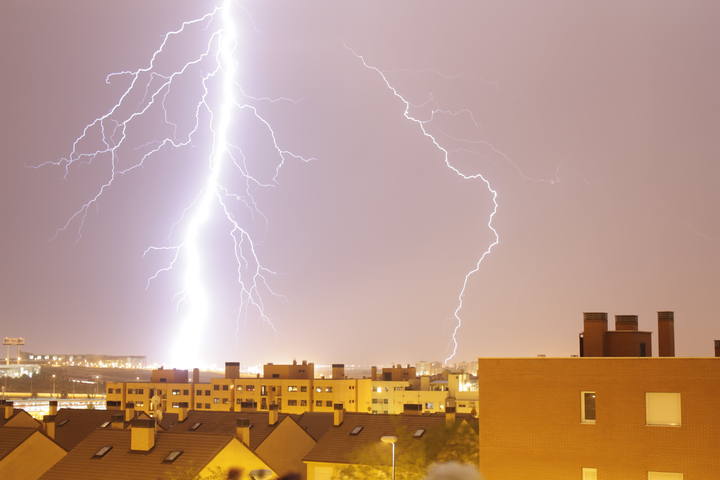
[
  {"x1": 41, "y1": 0, "x2": 313, "y2": 367},
  {"x1": 347, "y1": 47, "x2": 500, "y2": 364}
]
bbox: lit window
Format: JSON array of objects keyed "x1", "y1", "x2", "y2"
[
  {"x1": 237, "y1": 386, "x2": 243, "y2": 391},
  {"x1": 316, "y1": 387, "x2": 322, "y2": 393},
  {"x1": 581, "y1": 392, "x2": 596, "y2": 424},
  {"x1": 288, "y1": 386, "x2": 298, "y2": 392},
  {"x1": 172, "y1": 402, "x2": 180, "y2": 408},
  {"x1": 413, "y1": 429, "x2": 425, "y2": 438},
  {"x1": 648, "y1": 473, "x2": 683, "y2": 480},
  {"x1": 172, "y1": 390, "x2": 180, "y2": 396},
  {"x1": 189, "y1": 422, "x2": 202, "y2": 431},
  {"x1": 213, "y1": 398, "x2": 220, "y2": 404},
  {"x1": 315, "y1": 400, "x2": 322, "y2": 407},
  {"x1": 376, "y1": 387, "x2": 382, "y2": 393},
  {"x1": 325, "y1": 387, "x2": 333, "y2": 393},
  {"x1": 92, "y1": 445, "x2": 112, "y2": 458},
  {"x1": 582, "y1": 467, "x2": 597, "y2": 480},
  {"x1": 163, "y1": 450, "x2": 183, "y2": 463},
  {"x1": 646, "y1": 393, "x2": 681, "y2": 426},
  {"x1": 349, "y1": 426, "x2": 363, "y2": 435}
]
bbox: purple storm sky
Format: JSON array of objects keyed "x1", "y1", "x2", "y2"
[{"x1": 1, "y1": 1, "x2": 719, "y2": 366}]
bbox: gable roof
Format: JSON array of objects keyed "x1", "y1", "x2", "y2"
[
  {"x1": 303, "y1": 413, "x2": 450, "y2": 465},
  {"x1": 293, "y1": 412, "x2": 335, "y2": 441},
  {"x1": 39, "y1": 429, "x2": 233, "y2": 480},
  {"x1": 51, "y1": 408, "x2": 116, "y2": 451},
  {"x1": 1, "y1": 409, "x2": 41, "y2": 429},
  {"x1": 161, "y1": 410, "x2": 288, "y2": 450},
  {"x1": 0, "y1": 427, "x2": 37, "y2": 461}
]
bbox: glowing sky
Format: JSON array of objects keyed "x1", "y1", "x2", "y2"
[{"x1": 2, "y1": 0, "x2": 719, "y2": 366}]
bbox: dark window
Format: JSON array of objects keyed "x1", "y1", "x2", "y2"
[
  {"x1": 325, "y1": 401, "x2": 332, "y2": 407},
  {"x1": 213, "y1": 385, "x2": 219, "y2": 391},
  {"x1": 196, "y1": 390, "x2": 202, "y2": 396},
  {"x1": 137, "y1": 389, "x2": 144, "y2": 395},
  {"x1": 315, "y1": 400, "x2": 322, "y2": 407},
  {"x1": 301, "y1": 400, "x2": 307, "y2": 406},
  {"x1": 583, "y1": 392, "x2": 597, "y2": 422},
  {"x1": 195, "y1": 403, "x2": 202, "y2": 409},
  {"x1": 383, "y1": 399, "x2": 389, "y2": 404},
  {"x1": 300, "y1": 386, "x2": 307, "y2": 392},
  {"x1": 222, "y1": 385, "x2": 228, "y2": 391},
  {"x1": 92, "y1": 446, "x2": 112, "y2": 458},
  {"x1": 183, "y1": 389, "x2": 189, "y2": 395},
  {"x1": 163, "y1": 450, "x2": 183, "y2": 463},
  {"x1": 288, "y1": 400, "x2": 298, "y2": 406},
  {"x1": 205, "y1": 390, "x2": 211, "y2": 396},
  {"x1": 204, "y1": 403, "x2": 210, "y2": 409},
  {"x1": 272, "y1": 373, "x2": 280, "y2": 378}
]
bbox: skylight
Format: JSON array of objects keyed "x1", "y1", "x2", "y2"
[
  {"x1": 99, "y1": 421, "x2": 110, "y2": 428},
  {"x1": 92, "y1": 445, "x2": 112, "y2": 458},
  {"x1": 349, "y1": 426, "x2": 364, "y2": 435},
  {"x1": 413, "y1": 429, "x2": 425, "y2": 438},
  {"x1": 57, "y1": 419, "x2": 69, "y2": 427},
  {"x1": 162, "y1": 450, "x2": 184, "y2": 463},
  {"x1": 189, "y1": 422, "x2": 202, "y2": 431}
]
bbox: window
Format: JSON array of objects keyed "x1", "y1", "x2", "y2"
[
  {"x1": 237, "y1": 385, "x2": 243, "y2": 391},
  {"x1": 163, "y1": 450, "x2": 183, "y2": 463},
  {"x1": 135, "y1": 401, "x2": 144, "y2": 407},
  {"x1": 372, "y1": 399, "x2": 379, "y2": 404},
  {"x1": 99, "y1": 421, "x2": 110, "y2": 428},
  {"x1": 196, "y1": 403, "x2": 202, "y2": 409},
  {"x1": 172, "y1": 389, "x2": 180, "y2": 396},
  {"x1": 205, "y1": 390, "x2": 211, "y2": 396},
  {"x1": 383, "y1": 399, "x2": 389, "y2": 404},
  {"x1": 315, "y1": 400, "x2": 322, "y2": 407},
  {"x1": 222, "y1": 398, "x2": 228, "y2": 404},
  {"x1": 204, "y1": 403, "x2": 210, "y2": 409},
  {"x1": 325, "y1": 387, "x2": 333, "y2": 393},
  {"x1": 127, "y1": 389, "x2": 134, "y2": 394},
  {"x1": 137, "y1": 389, "x2": 144, "y2": 394},
  {"x1": 246, "y1": 385, "x2": 255, "y2": 391},
  {"x1": 300, "y1": 386, "x2": 307, "y2": 392},
  {"x1": 189, "y1": 422, "x2": 202, "y2": 431},
  {"x1": 196, "y1": 390, "x2": 202, "y2": 396},
  {"x1": 222, "y1": 385, "x2": 228, "y2": 391},
  {"x1": 213, "y1": 398, "x2": 220, "y2": 404},
  {"x1": 325, "y1": 401, "x2": 332, "y2": 407},
  {"x1": 425, "y1": 403, "x2": 434, "y2": 409},
  {"x1": 288, "y1": 386, "x2": 298, "y2": 392},
  {"x1": 581, "y1": 392, "x2": 596, "y2": 424},
  {"x1": 92, "y1": 445, "x2": 112, "y2": 458},
  {"x1": 349, "y1": 426, "x2": 363, "y2": 435},
  {"x1": 288, "y1": 400, "x2": 298, "y2": 406},
  {"x1": 261, "y1": 385, "x2": 267, "y2": 396},
  {"x1": 648, "y1": 473, "x2": 683, "y2": 480},
  {"x1": 413, "y1": 429, "x2": 425, "y2": 438},
  {"x1": 57, "y1": 419, "x2": 69, "y2": 427},
  {"x1": 213, "y1": 385, "x2": 219, "y2": 391},
  {"x1": 172, "y1": 402, "x2": 180, "y2": 408},
  {"x1": 646, "y1": 393, "x2": 681, "y2": 426},
  {"x1": 582, "y1": 468, "x2": 597, "y2": 480},
  {"x1": 316, "y1": 387, "x2": 322, "y2": 393},
  {"x1": 300, "y1": 400, "x2": 307, "y2": 406},
  {"x1": 183, "y1": 389, "x2": 189, "y2": 395},
  {"x1": 272, "y1": 373, "x2": 280, "y2": 378}
]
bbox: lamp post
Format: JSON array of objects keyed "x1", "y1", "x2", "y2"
[
  {"x1": 94, "y1": 376, "x2": 100, "y2": 397},
  {"x1": 51, "y1": 374, "x2": 56, "y2": 397},
  {"x1": 380, "y1": 435, "x2": 398, "y2": 480}
]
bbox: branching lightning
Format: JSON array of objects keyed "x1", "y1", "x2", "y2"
[
  {"x1": 347, "y1": 47, "x2": 501, "y2": 364},
  {"x1": 41, "y1": 0, "x2": 313, "y2": 367}
]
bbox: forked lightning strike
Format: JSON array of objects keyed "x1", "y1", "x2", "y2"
[
  {"x1": 42, "y1": 0, "x2": 313, "y2": 367},
  {"x1": 347, "y1": 47, "x2": 500, "y2": 364}
]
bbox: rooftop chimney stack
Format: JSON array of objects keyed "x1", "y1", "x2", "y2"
[
  {"x1": 333, "y1": 403, "x2": 344, "y2": 426},
  {"x1": 236, "y1": 418, "x2": 250, "y2": 446},
  {"x1": 48, "y1": 400, "x2": 58, "y2": 416},
  {"x1": 268, "y1": 404, "x2": 279, "y2": 426},
  {"x1": 370, "y1": 366, "x2": 377, "y2": 381},
  {"x1": 445, "y1": 406, "x2": 457, "y2": 427},
  {"x1": 714, "y1": 340, "x2": 720, "y2": 357},
  {"x1": 658, "y1": 311, "x2": 676, "y2": 357},
  {"x1": 124, "y1": 402, "x2": 136, "y2": 422},
  {"x1": 43, "y1": 415, "x2": 56, "y2": 439},
  {"x1": 130, "y1": 418, "x2": 156, "y2": 452},
  {"x1": 332, "y1": 364, "x2": 345, "y2": 380},
  {"x1": 178, "y1": 402, "x2": 189, "y2": 422},
  {"x1": 225, "y1": 362, "x2": 240, "y2": 379},
  {"x1": 615, "y1": 315, "x2": 639, "y2": 331},
  {"x1": 581, "y1": 312, "x2": 608, "y2": 357},
  {"x1": 3, "y1": 401, "x2": 14, "y2": 420},
  {"x1": 192, "y1": 368, "x2": 200, "y2": 384},
  {"x1": 111, "y1": 413, "x2": 125, "y2": 430}
]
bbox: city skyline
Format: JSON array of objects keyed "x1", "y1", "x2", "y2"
[{"x1": 2, "y1": 0, "x2": 719, "y2": 366}]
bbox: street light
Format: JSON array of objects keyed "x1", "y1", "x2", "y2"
[
  {"x1": 51, "y1": 374, "x2": 56, "y2": 397},
  {"x1": 380, "y1": 435, "x2": 398, "y2": 480}
]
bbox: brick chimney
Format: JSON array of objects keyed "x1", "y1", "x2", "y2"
[
  {"x1": 48, "y1": 400, "x2": 58, "y2": 416},
  {"x1": 3, "y1": 401, "x2": 14, "y2": 420},
  {"x1": 43, "y1": 415, "x2": 56, "y2": 440},
  {"x1": 178, "y1": 402, "x2": 189, "y2": 422},
  {"x1": 225, "y1": 362, "x2": 240, "y2": 379},
  {"x1": 192, "y1": 368, "x2": 200, "y2": 384},
  {"x1": 581, "y1": 312, "x2": 608, "y2": 357},
  {"x1": 658, "y1": 311, "x2": 676, "y2": 357},
  {"x1": 333, "y1": 403, "x2": 344, "y2": 426},
  {"x1": 332, "y1": 364, "x2": 345, "y2": 380},
  {"x1": 268, "y1": 404, "x2": 279, "y2": 426},
  {"x1": 110, "y1": 413, "x2": 125, "y2": 430},
  {"x1": 124, "y1": 402, "x2": 136, "y2": 422},
  {"x1": 445, "y1": 406, "x2": 457, "y2": 427},
  {"x1": 236, "y1": 418, "x2": 250, "y2": 446},
  {"x1": 130, "y1": 418, "x2": 156, "y2": 452},
  {"x1": 715, "y1": 340, "x2": 720, "y2": 357}
]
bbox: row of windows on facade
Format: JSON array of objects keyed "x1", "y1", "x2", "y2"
[
  {"x1": 111, "y1": 385, "x2": 346, "y2": 395},
  {"x1": 581, "y1": 392, "x2": 682, "y2": 426},
  {"x1": 582, "y1": 468, "x2": 683, "y2": 480},
  {"x1": 188, "y1": 399, "x2": 343, "y2": 409}
]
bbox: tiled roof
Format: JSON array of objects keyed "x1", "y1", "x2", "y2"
[
  {"x1": 303, "y1": 413, "x2": 449, "y2": 464},
  {"x1": 39, "y1": 429, "x2": 233, "y2": 480},
  {"x1": 292, "y1": 412, "x2": 335, "y2": 441},
  {"x1": 0, "y1": 408, "x2": 26, "y2": 427},
  {"x1": 0, "y1": 427, "x2": 36, "y2": 461},
  {"x1": 162, "y1": 410, "x2": 287, "y2": 450},
  {"x1": 52, "y1": 408, "x2": 116, "y2": 451}
]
